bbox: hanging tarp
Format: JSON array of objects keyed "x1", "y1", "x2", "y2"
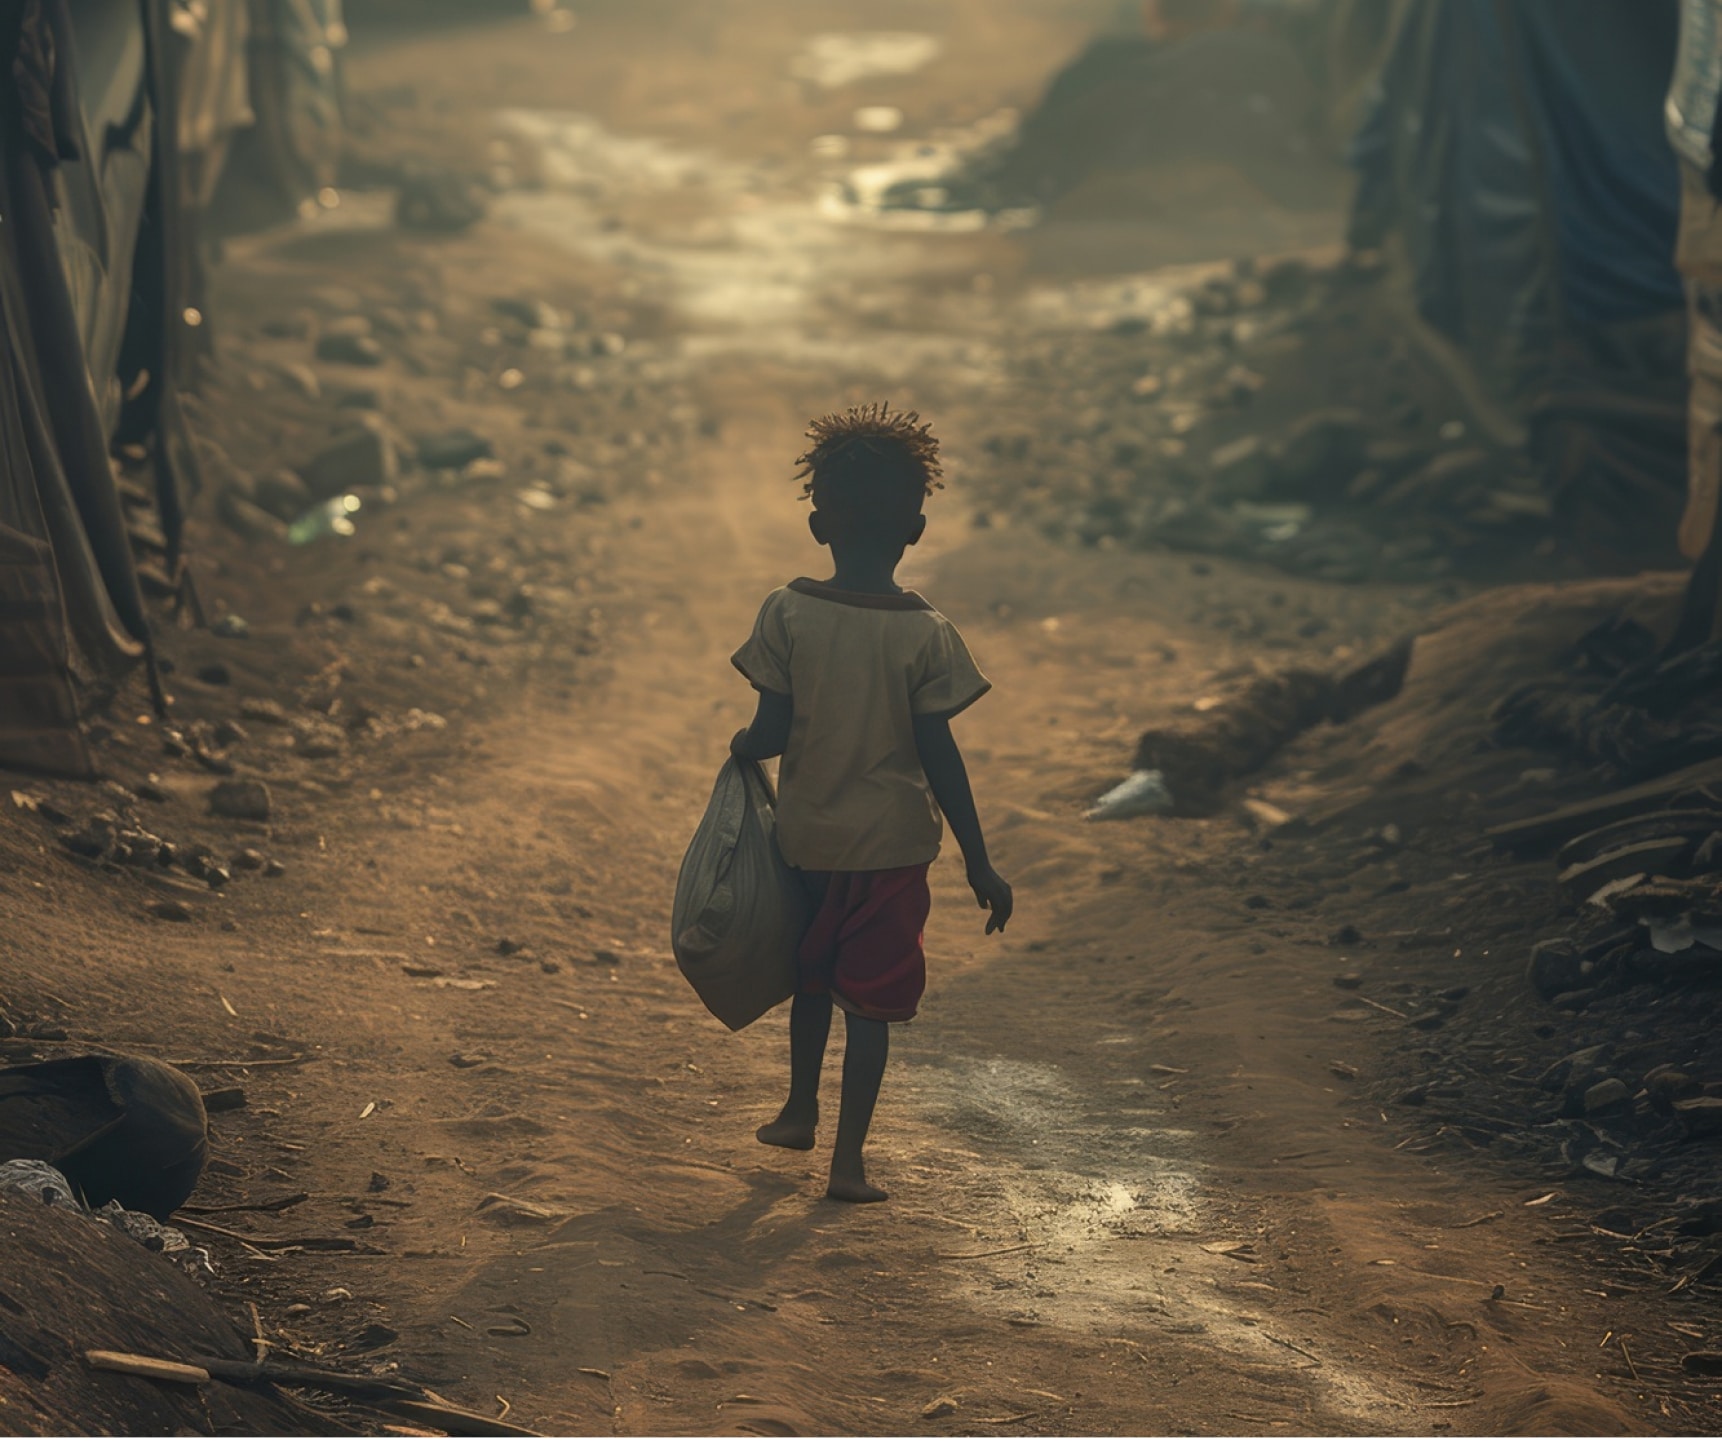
[{"x1": 1350, "y1": 0, "x2": 1683, "y2": 397}]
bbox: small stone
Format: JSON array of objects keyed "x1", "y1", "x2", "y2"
[
  {"x1": 539, "y1": 957, "x2": 563, "y2": 975},
  {"x1": 299, "y1": 420, "x2": 398, "y2": 496},
  {"x1": 496, "y1": 937, "x2": 525, "y2": 956},
  {"x1": 211, "y1": 613, "x2": 251, "y2": 640},
  {"x1": 1673, "y1": 1096, "x2": 1722, "y2": 1137},
  {"x1": 1583, "y1": 1078, "x2": 1632, "y2": 1116},
  {"x1": 240, "y1": 697, "x2": 289, "y2": 725},
  {"x1": 414, "y1": 427, "x2": 493, "y2": 470},
  {"x1": 234, "y1": 847, "x2": 268, "y2": 871},
  {"x1": 1330, "y1": 924, "x2": 1362, "y2": 947},
  {"x1": 196, "y1": 663, "x2": 232, "y2": 687},
  {"x1": 593, "y1": 949, "x2": 621, "y2": 966},
  {"x1": 255, "y1": 469, "x2": 314, "y2": 523},
  {"x1": 920, "y1": 1395, "x2": 960, "y2": 1420},
  {"x1": 367, "y1": 1172, "x2": 391, "y2": 1193},
  {"x1": 202, "y1": 1086, "x2": 247, "y2": 1113},
  {"x1": 146, "y1": 899, "x2": 195, "y2": 922},
  {"x1": 205, "y1": 865, "x2": 232, "y2": 891},
  {"x1": 1332, "y1": 971, "x2": 1363, "y2": 990},
  {"x1": 264, "y1": 859, "x2": 287, "y2": 877},
  {"x1": 315, "y1": 332, "x2": 384, "y2": 366},
  {"x1": 1526, "y1": 938, "x2": 1583, "y2": 1001},
  {"x1": 218, "y1": 486, "x2": 288, "y2": 544},
  {"x1": 279, "y1": 362, "x2": 321, "y2": 399},
  {"x1": 208, "y1": 779, "x2": 272, "y2": 822}
]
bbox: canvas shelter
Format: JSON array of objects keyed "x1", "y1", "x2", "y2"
[{"x1": 0, "y1": 0, "x2": 296, "y2": 778}]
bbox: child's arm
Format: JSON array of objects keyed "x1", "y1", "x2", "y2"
[
  {"x1": 731, "y1": 688, "x2": 793, "y2": 761},
  {"x1": 913, "y1": 713, "x2": 1014, "y2": 934}
]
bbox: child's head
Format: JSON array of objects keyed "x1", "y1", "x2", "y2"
[{"x1": 795, "y1": 404, "x2": 942, "y2": 555}]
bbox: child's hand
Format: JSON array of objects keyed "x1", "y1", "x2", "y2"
[{"x1": 968, "y1": 862, "x2": 1014, "y2": 935}]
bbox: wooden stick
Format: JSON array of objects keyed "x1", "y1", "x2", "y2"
[
  {"x1": 180, "y1": 1193, "x2": 309, "y2": 1216},
  {"x1": 167, "y1": 1056, "x2": 304, "y2": 1070},
  {"x1": 86, "y1": 1350, "x2": 210, "y2": 1385},
  {"x1": 936, "y1": 1242, "x2": 1045, "y2": 1261}
]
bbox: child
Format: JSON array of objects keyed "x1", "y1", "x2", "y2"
[{"x1": 729, "y1": 404, "x2": 1013, "y2": 1204}]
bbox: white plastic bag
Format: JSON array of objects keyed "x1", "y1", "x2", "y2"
[{"x1": 671, "y1": 757, "x2": 813, "y2": 1031}]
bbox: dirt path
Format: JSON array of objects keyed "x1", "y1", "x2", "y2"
[{"x1": 1, "y1": 1, "x2": 1695, "y2": 1436}]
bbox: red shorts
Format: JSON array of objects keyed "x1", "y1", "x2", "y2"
[{"x1": 796, "y1": 864, "x2": 931, "y2": 1023}]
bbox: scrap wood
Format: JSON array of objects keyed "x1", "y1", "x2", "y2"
[
  {"x1": 172, "y1": 1215, "x2": 367, "y2": 1253},
  {"x1": 936, "y1": 1242, "x2": 1045, "y2": 1261},
  {"x1": 166, "y1": 1056, "x2": 305, "y2": 1070},
  {"x1": 1486, "y1": 764, "x2": 1722, "y2": 853},
  {"x1": 180, "y1": 1193, "x2": 309, "y2": 1216},
  {"x1": 85, "y1": 1350, "x2": 541, "y2": 1436}
]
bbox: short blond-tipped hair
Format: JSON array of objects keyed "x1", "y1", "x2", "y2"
[{"x1": 793, "y1": 403, "x2": 944, "y2": 500}]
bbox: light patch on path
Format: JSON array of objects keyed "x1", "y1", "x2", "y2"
[{"x1": 788, "y1": 32, "x2": 943, "y2": 90}]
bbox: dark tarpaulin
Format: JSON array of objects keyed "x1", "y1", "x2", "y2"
[
  {"x1": 1350, "y1": 0, "x2": 1682, "y2": 394},
  {"x1": 0, "y1": 0, "x2": 200, "y2": 775}
]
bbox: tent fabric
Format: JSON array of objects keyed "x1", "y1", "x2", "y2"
[
  {"x1": 1349, "y1": 0, "x2": 1683, "y2": 396},
  {"x1": 1668, "y1": 0, "x2": 1722, "y2": 174},
  {"x1": 0, "y1": 0, "x2": 205, "y2": 775}
]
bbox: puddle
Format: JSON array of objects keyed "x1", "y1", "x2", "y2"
[
  {"x1": 492, "y1": 107, "x2": 1002, "y2": 378},
  {"x1": 900, "y1": 1049, "x2": 1421, "y2": 1427}
]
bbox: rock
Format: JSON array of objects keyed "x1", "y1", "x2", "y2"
[
  {"x1": 208, "y1": 779, "x2": 272, "y2": 822},
  {"x1": 299, "y1": 421, "x2": 398, "y2": 497},
  {"x1": 368, "y1": 1172, "x2": 390, "y2": 1193},
  {"x1": 234, "y1": 847, "x2": 268, "y2": 872},
  {"x1": 1673, "y1": 1096, "x2": 1722, "y2": 1137},
  {"x1": 1206, "y1": 435, "x2": 1271, "y2": 501},
  {"x1": 211, "y1": 613, "x2": 250, "y2": 639},
  {"x1": 1645, "y1": 1064, "x2": 1701, "y2": 1111},
  {"x1": 1583, "y1": 1078, "x2": 1632, "y2": 1116},
  {"x1": 1526, "y1": 938, "x2": 1584, "y2": 1000},
  {"x1": 279, "y1": 362, "x2": 321, "y2": 399},
  {"x1": 240, "y1": 697, "x2": 289, "y2": 725},
  {"x1": 1538, "y1": 1043, "x2": 1607, "y2": 1093},
  {"x1": 292, "y1": 721, "x2": 346, "y2": 760},
  {"x1": 61, "y1": 816, "x2": 118, "y2": 859},
  {"x1": 496, "y1": 937, "x2": 525, "y2": 956},
  {"x1": 265, "y1": 859, "x2": 287, "y2": 877},
  {"x1": 255, "y1": 469, "x2": 314, "y2": 523},
  {"x1": 146, "y1": 899, "x2": 194, "y2": 922},
  {"x1": 1270, "y1": 408, "x2": 1370, "y2": 498},
  {"x1": 202, "y1": 1087, "x2": 247, "y2": 1113},
  {"x1": 1332, "y1": 971, "x2": 1363, "y2": 989},
  {"x1": 396, "y1": 170, "x2": 487, "y2": 232},
  {"x1": 414, "y1": 427, "x2": 493, "y2": 471},
  {"x1": 1330, "y1": 924, "x2": 1362, "y2": 946},
  {"x1": 920, "y1": 1396, "x2": 960, "y2": 1420},
  {"x1": 218, "y1": 484, "x2": 289, "y2": 544},
  {"x1": 314, "y1": 332, "x2": 384, "y2": 367}
]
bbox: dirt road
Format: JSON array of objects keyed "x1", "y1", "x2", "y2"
[{"x1": 1, "y1": 1, "x2": 1699, "y2": 1436}]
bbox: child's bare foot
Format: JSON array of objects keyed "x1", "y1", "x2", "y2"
[
  {"x1": 826, "y1": 1159, "x2": 888, "y2": 1203},
  {"x1": 756, "y1": 1113, "x2": 817, "y2": 1151}
]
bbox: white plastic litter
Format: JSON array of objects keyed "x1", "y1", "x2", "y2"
[
  {"x1": 1085, "y1": 769, "x2": 1175, "y2": 821},
  {"x1": 672, "y1": 757, "x2": 813, "y2": 1031},
  {"x1": 1, "y1": 1159, "x2": 212, "y2": 1275},
  {"x1": 0, "y1": 1159, "x2": 78, "y2": 1207}
]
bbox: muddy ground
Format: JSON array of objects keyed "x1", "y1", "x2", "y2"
[{"x1": 4, "y1": 0, "x2": 1722, "y2": 1436}]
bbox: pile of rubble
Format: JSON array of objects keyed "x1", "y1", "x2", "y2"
[{"x1": 982, "y1": 255, "x2": 1684, "y2": 582}]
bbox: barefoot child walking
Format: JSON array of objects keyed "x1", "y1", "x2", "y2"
[{"x1": 729, "y1": 404, "x2": 1013, "y2": 1203}]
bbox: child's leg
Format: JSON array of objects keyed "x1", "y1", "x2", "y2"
[
  {"x1": 756, "y1": 991, "x2": 831, "y2": 1150},
  {"x1": 827, "y1": 1012, "x2": 889, "y2": 1203}
]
